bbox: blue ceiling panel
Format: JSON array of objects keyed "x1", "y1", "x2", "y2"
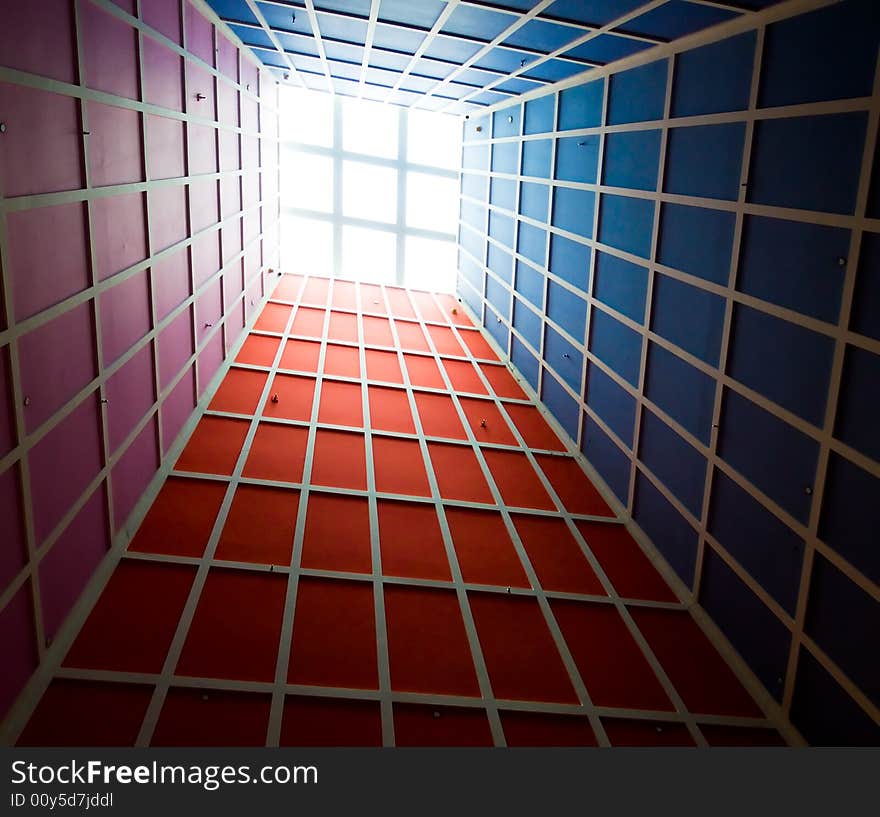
[
  {"x1": 364, "y1": 66, "x2": 401, "y2": 87},
  {"x1": 426, "y1": 36, "x2": 484, "y2": 63},
  {"x1": 328, "y1": 60, "x2": 363, "y2": 81},
  {"x1": 314, "y1": 0, "x2": 371, "y2": 15},
  {"x1": 316, "y1": 12, "x2": 368, "y2": 44},
  {"x1": 543, "y1": 0, "x2": 651, "y2": 26},
  {"x1": 474, "y1": 47, "x2": 539, "y2": 74},
  {"x1": 620, "y1": 1, "x2": 741, "y2": 41},
  {"x1": 291, "y1": 53, "x2": 325, "y2": 74},
  {"x1": 378, "y1": 0, "x2": 447, "y2": 29},
  {"x1": 322, "y1": 40, "x2": 364, "y2": 63},
  {"x1": 522, "y1": 59, "x2": 591, "y2": 82},
  {"x1": 274, "y1": 31, "x2": 319, "y2": 56},
  {"x1": 399, "y1": 74, "x2": 438, "y2": 94},
  {"x1": 411, "y1": 57, "x2": 458, "y2": 80},
  {"x1": 495, "y1": 76, "x2": 544, "y2": 95},
  {"x1": 368, "y1": 50, "x2": 413, "y2": 71},
  {"x1": 372, "y1": 23, "x2": 426, "y2": 54},
  {"x1": 255, "y1": 1, "x2": 312, "y2": 35},
  {"x1": 442, "y1": 5, "x2": 518, "y2": 41},
  {"x1": 564, "y1": 33, "x2": 655, "y2": 64},
  {"x1": 208, "y1": 0, "x2": 259, "y2": 26},
  {"x1": 229, "y1": 23, "x2": 275, "y2": 49},
  {"x1": 504, "y1": 19, "x2": 583, "y2": 53}
]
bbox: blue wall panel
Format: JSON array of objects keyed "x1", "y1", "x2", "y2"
[
  {"x1": 593, "y1": 252, "x2": 648, "y2": 324},
  {"x1": 488, "y1": 211, "x2": 515, "y2": 250},
  {"x1": 552, "y1": 187, "x2": 595, "y2": 239},
  {"x1": 541, "y1": 372, "x2": 580, "y2": 441},
  {"x1": 664, "y1": 122, "x2": 746, "y2": 201},
  {"x1": 511, "y1": 335, "x2": 540, "y2": 390},
  {"x1": 485, "y1": 304, "x2": 509, "y2": 350},
  {"x1": 657, "y1": 202, "x2": 735, "y2": 285},
  {"x1": 489, "y1": 177, "x2": 517, "y2": 211},
  {"x1": 598, "y1": 194, "x2": 655, "y2": 259},
  {"x1": 513, "y1": 296, "x2": 542, "y2": 351},
  {"x1": 555, "y1": 135, "x2": 600, "y2": 184},
  {"x1": 651, "y1": 274, "x2": 725, "y2": 366},
  {"x1": 543, "y1": 324, "x2": 583, "y2": 392},
  {"x1": 487, "y1": 243, "x2": 513, "y2": 285},
  {"x1": 462, "y1": 143, "x2": 489, "y2": 170},
  {"x1": 516, "y1": 221, "x2": 547, "y2": 267},
  {"x1": 514, "y1": 260, "x2": 544, "y2": 310},
  {"x1": 461, "y1": 172, "x2": 487, "y2": 201},
  {"x1": 851, "y1": 230, "x2": 880, "y2": 341},
  {"x1": 459, "y1": 223, "x2": 485, "y2": 262},
  {"x1": 834, "y1": 345, "x2": 880, "y2": 462},
  {"x1": 607, "y1": 59, "x2": 667, "y2": 125},
  {"x1": 491, "y1": 140, "x2": 520, "y2": 175},
  {"x1": 603, "y1": 129, "x2": 662, "y2": 191},
  {"x1": 558, "y1": 79, "x2": 604, "y2": 130},
  {"x1": 524, "y1": 93, "x2": 555, "y2": 134},
  {"x1": 492, "y1": 106, "x2": 521, "y2": 138},
  {"x1": 519, "y1": 181, "x2": 549, "y2": 223},
  {"x1": 546, "y1": 280, "x2": 587, "y2": 343},
  {"x1": 585, "y1": 362, "x2": 636, "y2": 448},
  {"x1": 590, "y1": 308, "x2": 642, "y2": 388},
  {"x1": 549, "y1": 233, "x2": 590, "y2": 290},
  {"x1": 485, "y1": 275, "x2": 511, "y2": 321},
  {"x1": 581, "y1": 418, "x2": 630, "y2": 502},
  {"x1": 522, "y1": 138, "x2": 552, "y2": 178},
  {"x1": 460, "y1": 199, "x2": 486, "y2": 231}
]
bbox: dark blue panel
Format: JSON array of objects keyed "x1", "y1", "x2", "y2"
[
  {"x1": 517, "y1": 221, "x2": 547, "y2": 267},
  {"x1": 459, "y1": 274, "x2": 483, "y2": 318},
  {"x1": 621, "y1": 1, "x2": 738, "y2": 40},
  {"x1": 474, "y1": 47, "x2": 537, "y2": 74},
  {"x1": 485, "y1": 304, "x2": 509, "y2": 351},
  {"x1": 585, "y1": 362, "x2": 636, "y2": 448},
  {"x1": 791, "y1": 649, "x2": 880, "y2": 746},
  {"x1": 490, "y1": 177, "x2": 517, "y2": 212},
  {"x1": 581, "y1": 416, "x2": 630, "y2": 502},
  {"x1": 549, "y1": 233, "x2": 590, "y2": 290},
  {"x1": 835, "y1": 345, "x2": 880, "y2": 462},
  {"x1": 513, "y1": 297, "x2": 542, "y2": 350},
  {"x1": 372, "y1": 23, "x2": 425, "y2": 53},
  {"x1": 519, "y1": 181, "x2": 549, "y2": 223},
  {"x1": 709, "y1": 470, "x2": 805, "y2": 615},
  {"x1": 593, "y1": 251, "x2": 648, "y2": 324},
  {"x1": 739, "y1": 216, "x2": 848, "y2": 323},
  {"x1": 806, "y1": 555, "x2": 880, "y2": 707},
  {"x1": 544, "y1": 325, "x2": 583, "y2": 392},
  {"x1": 700, "y1": 547, "x2": 791, "y2": 701},
  {"x1": 459, "y1": 223, "x2": 485, "y2": 263},
  {"x1": 851, "y1": 230, "x2": 880, "y2": 341},
  {"x1": 672, "y1": 31, "x2": 755, "y2": 117},
  {"x1": 589, "y1": 308, "x2": 642, "y2": 387},
  {"x1": 548, "y1": 0, "x2": 649, "y2": 26},
  {"x1": 645, "y1": 342, "x2": 714, "y2": 445},
  {"x1": 495, "y1": 77, "x2": 542, "y2": 95},
  {"x1": 489, "y1": 211, "x2": 515, "y2": 251},
  {"x1": 231, "y1": 24, "x2": 274, "y2": 49},
  {"x1": 598, "y1": 194, "x2": 654, "y2": 259},
  {"x1": 558, "y1": 80, "x2": 604, "y2": 131},
  {"x1": 541, "y1": 372, "x2": 579, "y2": 441},
  {"x1": 749, "y1": 113, "x2": 867, "y2": 215},
  {"x1": 760, "y1": 0, "x2": 880, "y2": 108},
  {"x1": 457, "y1": 66, "x2": 504, "y2": 89},
  {"x1": 728, "y1": 305, "x2": 834, "y2": 426},
  {"x1": 634, "y1": 471, "x2": 698, "y2": 586},
  {"x1": 442, "y1": 4, "x2": 516, "y2": 40},
  {"x1": 820, "y1": 453, "x2": 880, "y2": 585},
  {"x1": 488, "y1": 243, "x2": 513, "y2": 285},
  {"x1": 564, "y1": 34, "x2": 653, "y2": 64},
  {"x1": 665, "y1": 123, "x2": 746, "y2": 201},
  {"x1": 718, "y1": 389, "x2": 819, "y2": 524},
  {"x1": 651, "y1": 274, "x2": 725, "y2": 366},
  {"x1": 522, "y1": 139, "x2": 552, "y2": 178},
  {"x1": 522, "y1": 59, "x2": 591, "y2": 83},
  {"x1": 555, "y1": 135, "x2": 600, "y2": 184},
  {"x1": 378, "y1": 0, "x2": 445, "y2": 28},
  {"x1": 524, "y1": 94, "x2": 556, "y2": 135},
  {"x1": 658, "y1": 202, "x2": 736, "y2": 285},
  {"x1": 607, "y1": 60, "x2": 667, "y2": 126},
  {"x1": 486, "y1": 276, "x2": 511, "y2": 322},
  {"x1": 546, "y1": 280, "x2": 587, "y2": 343},
  {"x1": 462, "y1": 144, "x2": 489, "y2": 170},
  {"x1": 493, "y1": 106, "x2": 522, "y2": 138},
  {"x1": 461, "y1": 172, "x2": 487, "y2": 202},
  {"x1": 505, "y1": 19, "x2": 581, "y2": 52},
  {"x1": 514, "y1": 260, "x2": 545, "y2": 310},
  {"x1": 491, "y1": 141, "x2": 519, "y2": 175},
  {"x1": 210, "y1": 0, "x2": 258, "y2": 24},
  {"x1": 603, "y1": 129, "x2": 662, "y2": 192},
  {"x1": 460, "y1": 199, "x2": 485, "y2": 231},
  {"x1": 512, "y1": 336, "x2": 540, "y2": 390},
  {"x1": 552, "y1": 187, "x2": 595, "y2": 239}
]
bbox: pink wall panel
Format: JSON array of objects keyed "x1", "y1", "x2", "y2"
[
  {"x1": 190, "y1": 178, "x2": 220, "y2": 233},
  {"x1": 39, "y1": 490, "x2": 109, "y2": 641},
  {"x1": 91, "y1": 191, "x2": 148, "y2": 281},
  {"x1": 142, "y1": 37, "x2": 184, "y2": 111},
  {"x1": 87, "y1": 102, "x2": 144, "y2": 187},
  {"x1": 6, "y1": 202, "x2": 90, "y2": 322},
  {"x1": 110, "y1": 0, "x2": 137, "y2": 14},
  {"x1": 0, "y1": 83, "x2": 83, "y2": 198},
  {"x1": 241, "y1": 60, "x2": 259, "y2": 95},
  {"x1": 227, "y1": 300, "x2": 245, "y2": 343},
  {"x1": 0, "y1": 0, "x2": 76, "y2": 83},
  {"x1": 242, "y1": 170, "x2": 260, "y2": 208},
  {"x1": 111, "y1": 417, "x2": 159, "y2": 529},
  {"x1": 245, "y1": 277, "x2": 263, "y2": 323},
  {"x1": 29, "y1": 395, "x2": 103, "y2": 544},
  {"x1": 185, "y1": 2, "x2": 215, "y2": 66},
  {"x1": 222, "y1": 220, "x2": 242, "y2": 265},
  {"x1": 242, "y1": 135, "x2": 259, "y2": 171},
  {"x1": 0, "y1": 585, "x2": 38, "y2": 719},
  {"x1": 196, "y1": 280, "x2": 223, "y2": 346},
  {"x1": 219, "y1": 129, "x2": 240, "y2": 172},
  {"x1": 19, "y1": 303, "x2": 96, "y2": 433},
  {"x1": 0, "y1": 465, "x2": 27, "y2": 591},
  {"x1": 143, "y1": 0, "x2": 182, "y2": 44},
  {"x1": 243, "y1": 210, "x2": 260, "y2": 245},
  {"x1": 241, "y1": 97, "x2": 259, "y2": 134},
  {"x1": 153, "y1": 248, "x2": 191, "y2": 320},
  {"x1": 197, "y1": 332, "x2": 224, "y2": 396},
  {"x1": 81, "y1": 0, "x2": 139, "y2": 100},
  {"x1": 223, "y1": 264, "x2": 244, "y2": 310},
  {"x1": 218, "y1": 82, "x2": 239, "y2": 127},
  {"x1": 185, "y1": 63, "x2": 217, "y2": 120},
  {"x1": 161, "y1": 365, "x2": 195, "y2": 452},
  {"x1": 146, "y1": 114, "x2": 186, "y2": 180},
  {"x1": 192, "y1": 230, "x2": 221, "y2": 289},
  {"x1": 105, "y1": 344, "x2": 156, "y2": 453},
  {"x1": 158, "y1": 308, "x2": 194, "y2": 389},
  {"x1": 221, "y1": 177, "x2": 241, "y2": 222},
  {"x1": 0, "y1": 349, "x2": 15, "y2": 458},
  {"x1": 149, "y1": 185, "x2": 188, "y2": 252},
  {"x1": 217, "y1": 34, "x2": 239, "y2": 81},
  {"x1": 245, "y1": 243, "x2": 262, "y2": 287},
  {"x1": 188, "y1": 122, "x2": 218, "y2": 175},
  {"x1": 99, "y1": 270, "x2": 151, "y2": 366}
]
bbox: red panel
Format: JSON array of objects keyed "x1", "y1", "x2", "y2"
[
  {"x1": 630, "y1": 608, "x2": 762, "y2": 717},
  {"x1": 368, "y1": 386, "x2": 414, "y2": 433},
  {"x1": 280, "y1": 696, "x2": 382, "y2": 747},
  {"x1": 274, "y1": 274, "x2": 304, "y2": 301},
  {"x1": 147, "y1": 114, "x2": 186, "y2": 180},
  {"x1": 482, "y1": 450, "x2": 554, "y2": 510},
  {"x1": 414, "y1": 392, "x2": 466, "y2": 440},
  {"x1": 318, "y1": 380, "x2": 363, "y2": 427},
  {"x1": 427, "y1": 325, "x2": 464, "y2": 356},
  {"x1": 142, "y1": 37, "x2": 183, "y2": 110},
  {"x1": 428, "y1": 443, "x2": 493, "y2": 503},
  {"x1": 291, "y1": 306, "x2": 325, "y2": 338},
  {"x1": 503, "y1": 404, "x2": 565, "y2": 451},
  {"x1": 404, "y1": 354, "x2": 445, "y2": 389},
  {"x1": 243, "y1": 422, "x2": 308, "y2": 483},
  {"x1": 324, "y1": 344, "x2": 361, "y2": 378},
  {"x1": 152, "y1": 688, "x2": 271, "y2": 747},
  {"x1": 331, "y1": 280, "x2": 358, "y2": 310},
  {"x1": 302, "y1": 276, "x2": 330, "y2": 305},
  {"x1": 176, "y1": 416, "x2": 249, "y2": 475},
  {"x1": 446, "y1": 507, "x2": 528, "y2": 588},
  {"x1": 216, "y1": 485, "x2": 299, "y2": 565},
  {"x1": 81, "y1": 0, "x2": 139, "y2": 99},
  {"x1": 236, "y1": 334, "x2": 281, "y2": 367},
  {"x1": 363, "y1": 316, "x2": 394, "y2": 347},
  {"x1": 255, "y1": 302, "x2": 292, "y2": 333},
  {"x1": 534, "y1": 454, "x2": 614, "y2": 517},
  {"x1": 700, "y1": 724, "x2": 787, "y2": 746},
  {"x1": 365, "y1": 350, "x2": 403, "y2": 384},
  {"x1": 443, "y1": 359, "x2": 488, "y2": 394},
  {"x1": 513, "y1": 515, "x2": 604, "y2": 595},
  {"x1": 385, "y1": 586, "x2": 479, "y2": 696},
  {"x1": 378, "y1": 500, "x2": 451, "y2": 581},
  {"x1": 178, "y1": 569, "x2": 287, "y2": 682},
  {"x1": 280, "y1": 339, "x2": 321, "y2": 372},
  {"x1": 412, "y1": 291, "x2": 445, "y2": 323},
  {"x1": 395, "y1": 321, "x2": 431, "y2": 352},
  {"x1": 385, "y1": 287, "x2": 415, "y2": 319},
  {"x1": 328, "y1": 311, "x2": 359, "y2": 343},
  {"x1": 459, "y1": 397, "x2": 518, "y2": 445},
  {"x1": 18, "y1": 680, "x2": 152, "y2": 747},
  {"x1": 373, "y1": 437, "x2": 431, "y2": 497},
  {"x1": 263, "y1": 374, "x2": 316, "y2": 422},
  {"x1": 130, "y1": 477, "x2": 226, "y2": 558},
  {"x1": 209, "y1": 368, "x2": 268, "y2": 415},
  {"x1": 311, "y1": 430, "x2": 367, "y2": 490},
  {"x1": 0, "y1": 1, "x2": 77, "y2": 84},
  {"x1": 552, "y1": 600, "x2": 673, "y2": 711},
  {"x1": 288, "y1": 577, "x2": 378, "y2": 689},
  {"x1": 436, "y1": 293, "x2": 473, "y2": 327},
  {"x1": 469, "y1": 592, "x2": 577, "y2": 703},
  {"x1": 64, "y1": 560, "x2": 196, "y2": 673},
  {"x1": 602, "y1": 718, "x2": 695, "y2": 747},
  {"x1": 575, "y1": 521, "x2": 677, "y2": 603},
  {"x1": 393, "y1": 703, "x2": 493, "y2": 747},
  {"x1": 301, "y1": 493, "x2": 372, "y2": 574},
  {"x1": 480, "y1": 363, "x2": 527, "y2": 399},
  {"x1": 501, "y1": 711, "x2": 596, "y2": 747},
  {"x1": 359, "y1": 283, "x2": 388, "y2": 315},
  {"x1": 459, "y1": 328, "x2": 499, "y2": 361}
]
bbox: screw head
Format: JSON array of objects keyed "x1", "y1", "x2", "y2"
[
  {"x1": 433, "y1": 711, "x2": 440, "y2": 719},
  {"x1": 805, "y1": 486, "x2": 813, "y2": 495},
  {"x1": 0, "y1": 122, "x2": 6, "y2": 133},
  {"x1": 507, "y1": 115, "x2": 513, "y2": 123},
  {"x1": 837, "y1": 256, "x2": 847, "y2": 267},
  {"x1": 23, "y1": 396, "x2": 31, "y2": 407}
]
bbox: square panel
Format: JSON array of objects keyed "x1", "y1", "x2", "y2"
[
  {"x1": 393, "y1": 703, "x2": 493, "y2": 747},
  {"x1": 243, "y1": 422, "x2": 309, "y2": 483},
  {"x1": 534, "y1": 453, "x2": 614, "y2": 517},
  {"x1": 323, "y1": 344, "x2": 361, "y2": 378},
  {"x1": 152, "y1": 688, "x2": 271, "y2": 747},
  {"x1": 378, "y1": 500, "x2": 451, "y2": 581},
  {"x1": 311, "y1": 430, "x2": 367, "y2": 490},
  {"x1": 216, "y1": 485, "x2": 299, "y2": 565},
  {"x1": 300, "y1": 493, "x2": 372, "y2": 574},
  {"x1": 280, "y1": 696, "x2": 382, "y2": 747},
  {"x1": 501, "y1": 711, "x2": 596, "y2": 747},
  {"x1": 428, "y1": 442, "x2": 493, "y2": 503},
  {"x1": 446, "y1": 507, "x2": 528, "y2": 589},
  {"x1": 262, "y1": 374, "x2": 316, "y2": 422},
  {"x1": 176, "y1": 416, "x2": 249, "y2": 475},
  {"x1": 369, "y1": 386, "x2": 414, "y2": 433},
  {"x1": 318, "y1": 380, "x2": 364, "y2": 428},
  {"x1": 373, "y1": 436, "x2": 431, "y2": 497}
]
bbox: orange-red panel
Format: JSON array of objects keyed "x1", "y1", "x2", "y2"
[
  {"x1": 331, "y1": 279, "x2": 358, "y2": 311},
  {"x1": 411, "y1": 290, "x2": 445, "y2": 323},
  {"x1": 404, "y1": 354, "x2": 445, "y2": 389},
  {"x1": 427, "y1": 325, "x2": 464, "y2": 356},
  {"x1": 129, "y1": 477, "x2": 226, "y2": 558},
  {"x1": 373, "y1": 436, "x2": 430, "y2": 497},
  {"x1": 288, "y1": 576, "x2": 378, "y2": 689},
  {"x1": 534, "y1": 455, "x2": 614, "y2": 517},
  {"x1": 501, "y1": 711, "x2": 596, "y2": 747},
  {"x1": 480, "y1": 363, "x2": 526, "y2": 399},
  {"x1": 368, "y1": 386, "x2": 414, "y2": 433},
  {"x1": 291, "y1": 306, "x2": 325, "y2": 337},
  {"x1": 700, "y1": 724, "x2": 786, "y2": 746},
  {"x1": 273, "y1": 274, "x2": 304, "y2": 302},
  {"x1": 414, "y1": 392, "x2": 466, "y2": 440},
  {"x1": 435, "y1": 293, "x2": 473, "y2": 327},
  {"x1": 311, "y1": 430, "x2": 367, "y2": 490},
  {"x1": 152, "y1": 688, "x2": 271, "y2": 747},
  {"x1": 385, "y1": 585, "x2": 480, "y2": 696},
  {"x1": 458, "y1": 397, "x2": 518, "y2": 445},
  {"x1": 602, "y1": 718, "x2": 695, "y2": 747},
  {"x1": 359, "y1": 283, "x2": 388, "y2": 315},
  {"x1": 393, "y1": 703, "x2": 493, "y2": 747},
  {"x1": 318, "y1": 380, "x2": 363, "y2": 428},
  {"x1": 177, "y1": 569, "x2": 287, "y2": 682},
  {"x1": 363, "y1": 316, "x2": 394, "y2": 347},
  {"x1": 395, "y1": 320, "x2": 430, "y2": 352},
  {"x1": 503, "y1": 403, "x2": 565, "y2": 451},
  {"x1": 445, "y1": 507, "x2": 529, "y2": 588},
  {"x1": 300, "y1": 493, "x2": 372, "y2": 574},
  {"x1": 365, "y1": 349, "x2": 403, "y2": 384},
  {"x1": 262, "y1": 374, "x2": 315, "y2": 422},
  {"x1": 254, "y1": 302, "x2": 292, "y2": 333},
  {"x1": 177, "y1": 416, "x2": 249, "y2": 475},
  {"x1": 280, "y1": 696, "x2": 382, "y2": 747},
  {"x1": 328, "y1": 311, "x2": 359, "y2": 343},
  {"x1": 216, "y1": 485, "x2": 299, "y2": 565},
  {"x1": 324, "y1": 344, "x2": 361, "y2": 379},
  {"x1": 378, "y1": 500, "x2": 451, "y2": 581},
  {"x1": 442, "y1": 358, "x2": 488, "y2": 394},
  {"x1": 459, "y1": 328, "x2": 498, "y2": 360},
  {"x1": 242, "y1": 422, "x2": 308, "y2": 483},
  {"x1": 428, "y1": 442, "x2": 493, "y2": 503},
  {"x1": 385, "y1": 287, "x2": 415, "y2": 319},
  {"x1": 512, "y1": 514, "x2": 604, "y2": 595},
  {"x1": 482, "y1": 449, "x2": 554, "y2": 510},
  {"x1": 301, "y1": 276, "x2": 330, "y2": 305},
  {"x1": 236, "y1": 334, "x2": 280, "y2": 367},
  {"x1": 469, "y1": 592, "x2": 577, "y2": 703},
  {"x1": 208, "y1": 368, "x2": 267, "y2": 415},
  {"x1": 279, "y1": 339, "x2": 320, "y2": 372}
]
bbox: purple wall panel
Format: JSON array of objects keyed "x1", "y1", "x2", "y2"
[
  {"x1": 111, "y1": 417, "x2": 159, "y2": 530},
  {"x1": 87, "y1": 102, "x2": 144, "y2": 187},
  {"x1": 142, "y1": 38, "x2": 184, "y2": 111},
  {"x1": 185, "y1": 63, "x2": 217, "y2": 120},
  {"x1": 0, "y1": 0, "x2": 77, "y2": 84},
  {"x1": 0, "y1": 83, "x2": 83, "y2": 198},
  {"x1": 222, "y1": 219, "x2": 242, "y2": 264},
  {"x1": 158, "y1": 308, "x2": 194, "y2": 389},
  {"x1": 187, "y1": 122, "x2": 218, "y2": 175},
  {"x1": 110, "y1": 0, "x2": 137, "y2": 14},
  {"x1": 222, "y1": 176, "x2": 241, "y2": 220},
  {"x1": 7, "y1": 202, "x2": 90, "y2": 322},
  {"x1": 0, "y1": 585, "x2": 38, "y2": 719},
  {"x1": 217, "y1": 34, "x2": 239, "y2": 82},
  {"x1": 227, "y1": 300, "x2": 245, "y2": 345},
  {"x1": 197, "y1": 331, "x2": 224, "y2": 396},
  {"x1": 81, "y1": 0, "x2": 139, "y2": 100},
  {"x1": 0, "y1": 348, "x2": 15, "y2": 458},
  {"x1": 38, "y1": 489, "x2": 109, "y2": 641},
  {"x1": 99, "y1": 270, "x2": 151, "y2": 366},
  {"x1": 218, "y1": 82, "x2": 239, "y2": 127},
  {"x1": 29, "y1": 395, "x2": 103, "y2": 544},
  {"x1": 192, "y1": 230, "x2": 221, "y2": 289},
  {"x1": 143, "y1": 0, "x2": 182, "y2": 44},
  {"x1": 223, "y1": 263, "x2": 243, "y2": 310},
  {"x1": 154, "y1": 247, "x2": 191, "y2": 320},
  {"x1": 245, "y1": 242, "x2": 262, "y2": 287},
  {"x1": 219, "y1": 129, "x2": 240, "y2": 172},
  {"x1": 105, "y1": 344, "x2": 156, "y2": 453},
  {"x1": 91, "y1": 191, "x2": 148, "y2": 281},
  {"x1": 0, "y1": 465, "x2": 27, "y2": 592},
  {"x1": 196, "y1": 280, "x2": 223, "y2": 346},
  {"x1": 241, "y1": 97, "x2": 259, "y2": 134},
  {"x1": 190, "y1": 178, "x2": 219, "y2": 233},
  {"x1": 243, "y1": 210, "x2": 259, "y2": 245},
  {"x1": 185, "y1": 2, "x2": 215, "y2": 66},
  {"x1": 242, "y1": 170, "x2": 260, "y2": 208},
  {"x1": 149, "y1": 185, "x2": 188, "y2": 253},
  {"x1": 161, "y1": 365, "x2": 195, "y2": 452},
  {"x1": 19, "y1": 303, "x2": 96, "y2": 433},
  {"x1": 245, "y1": 277, "x2": 263, "y2": 323},
  {"x1": 146, "y1": 115, "x2": 186, "y2": 180}
]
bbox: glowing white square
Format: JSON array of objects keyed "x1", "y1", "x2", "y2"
[
  {"x1": 343, "y1": 160, "x2": 397, "y2": 223},
  {"x1": 342, "y1": 97, "x2": 399, "y2": 159},
  {"x1": 341, "y1": 226, "x2": 397, "y2": 283},
  {"x1": 280, "y1": 151, "x2": 333, "y2": 213},
  {"x1": 279, "y1": 86, "x2": 333, "y2": 147},
  {"x1": 280, "y1": 216, "x2": 333, "y2": 277},
  {"x1": 406, "y1": 172, "x2": 459, "y2": 234},
  {"x1": 404, "y1": 236, "x2": 458, "y2": 293},
  {"x1": 407, "y1": 108, "x2": 462, "y2": 170}
]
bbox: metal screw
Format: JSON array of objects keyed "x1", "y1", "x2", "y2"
[
  {"x1": 496, "y1": 316, "x2": 502, "y2": 323},
  {"x1": 292, "y1": 13, "x2": 296, "y2": 22},
  {"x1": 205, "y1": 321, "x2": 213, "y2": 327},
  {"x1": 507, "y1": 115, "x2": 513, "y2": 123},
  {"x1": 506, "y1": 586, "x2": 511, "y2": 593},
  {"x1": 562, "y1": 353, "x2": 570, "y2": 359},
  {"x1": 520, "y1": 59, "x2": 526, "y2": 67},
  {"x1": 100, "y1": 398, "x2": 109, "y2": 404},
  {"x1": 271, "y1": 393, "x2": 279, "y2": 403},
  {"x1": 201, "y1": 693, "x2": 209, "y2": 701},
  {"x1": 837, "y1": 256, "x2": 847, "y2": 267},
  {"x1": 480, "y1": 419, "x2": 487, "y2": 428},
  {"x1": 451, "y1": 307, "x2": 458, "y2": 314},
  {"x1": 804, "y1": 486, "x2": 813, "y2": 495},
  {"x1": 578, "y1": 141, "x2": 587, "y2": 146},
  {"x1": 196, "y1": 92, "x2": 206, "y2": 101},
  {"x1": 475, "y1": 125, "x2": 483, "y2": 132},
  {"x1": 0, "y1": 122, "x2": 6, "y2": 133},
  {"x1": 82, "y1": 130, "x2": 90, "y2": 135},
  {"x1": 23, "y1": 396, "x2": 31, "y2": 407},
  {"x1": 433, "y1": 711, "x2": 440, "y2": 719}
]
